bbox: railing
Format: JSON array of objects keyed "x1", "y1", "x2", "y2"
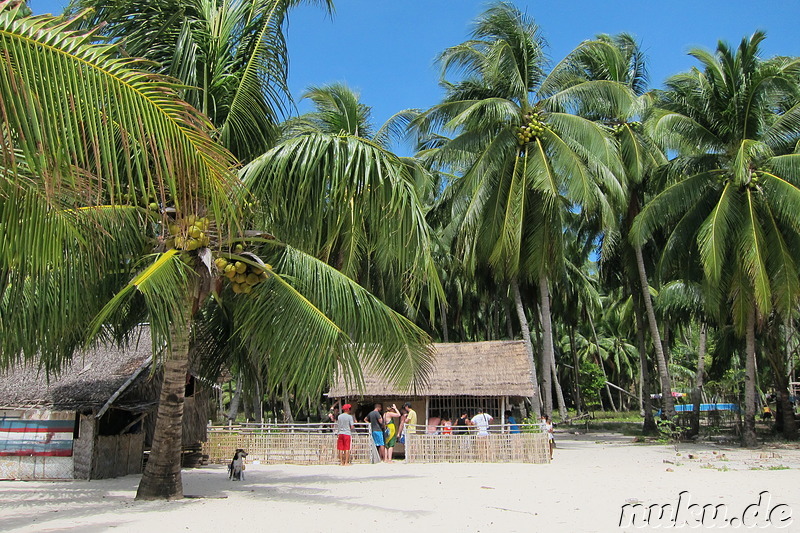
[
  {"x1": 404, "y1": 423, "x2": 549, "y2": 464},
  {"x1": 204, "y1": 422, "x2": 373, "y2": 465},
  {"x1": 203, "y1": 422, "x2": 550, "y2": 465}
]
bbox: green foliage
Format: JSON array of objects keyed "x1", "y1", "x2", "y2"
[
  {"x1": 579, "y1": 361, "x2": 606, "y2": 409},
  {"x1": 656, "y1": 418, "x2": 689, "y2": 450}
]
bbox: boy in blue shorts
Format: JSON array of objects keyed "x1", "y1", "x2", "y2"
[{"x1": 365, "y1": 403, "x2": 385, "y2": 461}]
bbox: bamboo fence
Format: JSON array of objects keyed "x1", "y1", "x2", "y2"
[
  {"x1": 203, "y1": 423, "x2": 550, "y2": 465},
  {"x1": 204, "y1": 423, "x2": 373, "y2": 465},
  {"x1": 404, "y1": 429, "x2": 549, "y2": 464}
]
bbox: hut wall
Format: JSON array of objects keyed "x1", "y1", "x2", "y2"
[
  {"x1": 72, "y1": 414, "x2": 96, "y2": 480},
  {"x1": 183, "y1": 385, "x2": 209, "y2": 446},
  {"x1": 0, "y1": 409, "x2": 76, "y2": 480},
  {"x1": 91, "y1": 432, "x2": 144, "y2": 479}
]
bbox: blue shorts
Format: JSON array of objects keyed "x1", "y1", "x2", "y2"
[{"x1": 372, "y1": 430, "x2": 385, "y2": 446}]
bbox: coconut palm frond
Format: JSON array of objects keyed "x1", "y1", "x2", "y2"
[
  {"x1": 630, "y1": 171, "x2": 716, "y2": 245},
  {"x1": 0, "y1": 2, "x2": 239, "y2": 224},
  {"x1": 88, "y1": 249, "x2": 193, "y2": 358},
  {"x1": 238, "y1": 244, "x2": 433, "y2": 395}
]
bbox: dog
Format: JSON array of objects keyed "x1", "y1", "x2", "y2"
[{"x1": 228, "y1": 449, "x2": 248, "y2": 481}]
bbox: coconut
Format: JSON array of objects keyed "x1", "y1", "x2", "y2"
[
  {"x1": 235, "y1": 261, "x2": 247, "y2": 274},
  {"x1": 246, "y1": 273, "x2": 260, "y2": 285}
]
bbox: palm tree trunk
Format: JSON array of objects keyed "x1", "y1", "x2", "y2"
[
  {"x1": 776, "y1": 387, "x2": 798, "y2": 440},
  {"x1": 281, "y1": 379, "x2": 294, "y2": 423},
  {"x1": 252, "y1": 380, "x2": 263, "y2": 424},
  {"x1": 633, "y1": 242, "x2": 675, "y2": 418},
  {"x1": 551, "y1": 351, "x2": 568, "y2": 419},
  {"x1": 136, "y1": 325, "x2": 190, "y2": 500},
  {"x1": 505, "y1": 299, "x2": 514, "y2": 339},
  {"x1": 511, "y1": 279, "x2": 541, "y2": 417},
  {"x1": 569, "y1": 326, "x2": 582, "y2": 415},
  {"x1": 689, "y1": 323, "x2": 707, "y2": 437},
  {"x1": 227, "y1": 373, "x2": 242, "y2": 421},
  {"x1": 538, "y1": 274, "x2": 554, "y2": 417},
  {"x1": 439, "y1": 300, "x2": 449, "y2": 343},
  {"x1": 599, "y1": 357, "x2": 617, "y2": 412},
  {"x1": 218, "y1": 386, "x2": 224, "y2": 420},
  {"x1": 765, "y1": 324, "x2": 797, "y2": 440},
  {"x1": 587, "y1": 312, "x2": 616, "y2": 412},
  {"x1": 742, "y1": 307, "x2": 758, "y2": 447},
  {"x1": 778, "y1": 322, "x2": 797, "y2": 439},
  {"x1": 633, "y1": 293, "x2": 657, "y2": 434}
]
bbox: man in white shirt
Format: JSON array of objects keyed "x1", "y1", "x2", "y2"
[{"x1": 471, "y1": 410, "x2": 493, "y2": 436}]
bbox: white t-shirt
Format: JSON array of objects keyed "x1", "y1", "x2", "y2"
[
  {"x1": 471, "y1": 413, "x2": 493, "y2": 436},
  {"x1": 337, "y1": 413, "x2": 354, "y2": 436}
]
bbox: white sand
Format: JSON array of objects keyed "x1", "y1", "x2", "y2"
[{"x1": 2, "y1": 432, "x2": 799, "y2": 532}]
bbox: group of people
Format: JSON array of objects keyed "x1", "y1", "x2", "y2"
[
  {"x1": 333, "y1": 402, "x2": 555, "y2": 465},
  {"x1": 334, "y1": 401, "x2": 418, "y2": 465},
  {"x1": 364, "y1": 402, "x2": 417, "y2": 463}
]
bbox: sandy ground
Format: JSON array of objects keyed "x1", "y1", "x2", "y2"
[{"x1": 2, "y1": 432, "x2": 800, "y2": 532}]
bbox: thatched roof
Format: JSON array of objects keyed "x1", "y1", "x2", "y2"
[
  {"x1": 0, "y1": 328, "x2": 155, "y2": 411},
  {"x1": 327, "y1": 340, "x2": 534, "y2": 398}
]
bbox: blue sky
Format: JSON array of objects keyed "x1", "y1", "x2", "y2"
[{"x1": 31, "y1": 0, "x2": 800, "y2": 133}]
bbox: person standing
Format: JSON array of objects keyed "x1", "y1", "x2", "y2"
[
  {"x1": 401, "y1": 402, "x2": 418, "y2": 437},
  {"x1": 471, "y1": 409, "x2": 494, "y2": 462},
  {"x1": 383, "y1": 404, "x2": 401, "y2": 462},
  {"x1": 426, "y1": 411, "x2": 442, "y2": 435},
  {"x1": 365, "y1": 403, "x2": 386, "y2": 461},
  {"x1": 453, "y1": 411, "x2": 470, "y2": 435},
  {"x1": 336, "y1": 403, "x2": 355, "y2": 465},
  {"x1": 505, "y1": 410, "x2": 521, "y2": 434},
  {"x1": 471, "y1": 409, "x2": 493, "y2": 436}
]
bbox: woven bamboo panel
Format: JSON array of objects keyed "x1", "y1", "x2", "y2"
[
  {"x1": 405, "y1": 432, "x2": 549, "y2": 464},
  {"x1": 203, "y1": 424, "x2": 549, "y2": 465},
  {"x1": 203, "y1": 427, "x2": 373, "y2": 465},
  {"x1": 0, "y1": 456, "x2": 75, "y2": 479}
]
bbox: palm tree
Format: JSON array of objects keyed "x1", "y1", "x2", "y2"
[
  {"x1": 632, "y1": 32, "x2": 800, "y2": 446},
  {"x1": 75, "y1": 0, "x2": 443, "y2": 407},
  {"x1": 655, "y1": 280, "x2": 711, "y2": 435},
  {"x1": 559, "y1": 32, "x2": 678, "y2": 421},
  {"x1": 72, "y1": 0, "x2": 334, "y2": 162},
  {"x1": 417, "y1": 2, "x2": 625, "y2": 416},
  {"x1": 0, "y1": 3, "x2": 432, "y2": 501},
  {"x1": 241, "y1": 83, "x2": 443, "y2": 312}
]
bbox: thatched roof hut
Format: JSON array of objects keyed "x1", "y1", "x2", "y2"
[
  {"x1": 327, "y1": 340, "x2": 534, "y2": 428},
  {"x1": 0, "y1": 326, "x2": 208, "y2": 480},
  {"x1": 328, "y1": 340, "x2": 534, "y2": 397},
  {"x1": 0, "y1": 329, "x2": 154, "y2": 413}
]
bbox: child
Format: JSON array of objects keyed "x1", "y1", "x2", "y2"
[{"x1": 441, "y1": 414, "x2": 453, "y2": 435}]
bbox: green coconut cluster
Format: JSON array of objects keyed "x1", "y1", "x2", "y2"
[
  {"x1": 215, "y1": 252, "x2": 270, "y2": 295},
  {"x1": 165, "y1": 214, "x2": 212, "y2": 251},
  {"x1": 517, "y1": 112, "x2": 546, "y2": 145},
  {"x1": 611, "y1": 121, "x2": 641, "y2": 134},
  {"x1": 119, "y1": 191, "x2": 162, "y2": 211}
]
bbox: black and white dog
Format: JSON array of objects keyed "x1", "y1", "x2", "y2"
[{"x1": 228, "y1": 449, "x2": 248, "y2": 480}]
